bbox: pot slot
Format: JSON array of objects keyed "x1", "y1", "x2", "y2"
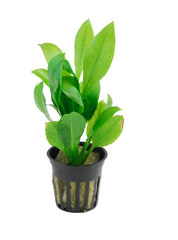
[{"x1": 53, "y1": 176, "x2": 101, "y2": 212}]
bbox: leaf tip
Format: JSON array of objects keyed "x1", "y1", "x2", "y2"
[
  {"x1": 86, "y1": 18, "x2": 91, "y2": 23},
  {"x1": 107, "y1": 21, "x2": 115, "y2": 30}
]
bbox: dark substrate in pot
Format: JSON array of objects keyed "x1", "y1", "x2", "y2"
[{"x1": 47, "y1": 142, "x2": 107, "y2": 213}]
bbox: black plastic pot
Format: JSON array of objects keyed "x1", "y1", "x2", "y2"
[{"x1": 47, "y1": 142, "x2": 107, "y2": 213}]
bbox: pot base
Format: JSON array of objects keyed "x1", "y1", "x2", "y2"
[{"x1": 52, "y1": 175, "x2": 101, "y2": 213}]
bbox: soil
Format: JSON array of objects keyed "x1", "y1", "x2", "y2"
[{"x1": 55, "y1": 146, "x2": 100, "y2": 165}]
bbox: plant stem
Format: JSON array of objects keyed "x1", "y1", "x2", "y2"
[
  {"x1": 74, "y1": 147, "x2": 79, "y2": 165},
  {"x1": 64, "y1": 148, "x2": 71, "y2": 164},
  {"x1": 71, "y1": 100, "x2": 74, "y2": 112},
  {"x1": 46, "y1": 113, "x2": 53, "y2": 122},
  {"x1": 68, "y1": 149, "x2": 74, "y2": 165},
  {"x1": 59, "y1": 101, "x2": 66, "y2": 115},
  {"x1": 81, "y1": 145, "x2": 95, "y2": 165},
  {"x1": 79, "y1": 137, "x2": 91, "y2": 164},
  {"x1": 57, "y1": 108, "x2": 62, "y2": 117}
]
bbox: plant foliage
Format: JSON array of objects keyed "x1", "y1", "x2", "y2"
[{"x1": 32, "y1": 19, "x2": 124, "y2": 165}]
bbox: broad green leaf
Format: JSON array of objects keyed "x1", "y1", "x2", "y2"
[
  {"x1": 87, "y1": 100, "x2": 106, "y2": 137},
  {"x1": 62, "y1": 70, "x2": 71, "y2": 77},
  {"x1": 32, "y1": 69, "x2": 49, "y2": 86},
  {"x1": 83, "y1": 22, "x2": 115, "y2": 96},
  {"x1": 59, "y1": 92, "x2": 81, "y2": 115},
  {"x1": 104, "y1": 94, "x2": 112, "y2": 109},
  {"x1": 63, "y1": 59, "x2": 76, "y2": 77},
  {"x1": 74, "y1": 19, "x2": 94, "y2": 79},
  {"x1": 92, "y1": 106, "x2": 121, "y2": 134},
  {"x1": 48, "y1": 53, "x2": 65, "y2": 108},
  {"x1": 63, "y1": 76, "x2": 79, "y2": 90},
  {"x1": 39, "y1": 43, "x2": 63, "y2": 63},
  {"x1": 59, "y1": 92, "x2": 71, "y2": 115},
  {"x1": 59, "y1": 112, "x2": 86, "y2": 162},
  {"x1": 61, "y1": 112, "x2": 86, "y2": 149},
  {"x1": 58, "y1": 76, "x2": 83, "y2": 115},
  {"x1": 82, "y1": 82, "x2": 100, "y2": 120},
  {"x1": 92, "y1": 115, "x2": 124, "y2": 147},
  {"x1": 57, "y1": 120, "x2": 71, "y2": 148},
  {"x1": 34, "y1": 82, "x2": 52, "y2": 121},
  {"x1": 45, "y1": 121, "x2": 64, "y2": 150},
  {"x1": 62, "y1": 59, "x2": 80, "y2": 95},
  {"x1": 62, "y1": 77, "x2": 83, "y2": 106}
]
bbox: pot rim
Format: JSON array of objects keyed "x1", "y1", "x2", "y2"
[{"x1": 47, "y1": 142, "x2": 107, "y2": 169}]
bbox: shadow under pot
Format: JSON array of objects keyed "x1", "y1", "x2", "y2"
[{"x1": 47, "y1": 142, "x2": 107, "y2": 213}]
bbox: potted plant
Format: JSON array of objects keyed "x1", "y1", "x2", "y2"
[{"x1": 32, "y1": 19, "x2": 124, "y2": 213}]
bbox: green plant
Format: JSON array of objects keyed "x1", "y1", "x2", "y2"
[{"x1": 33, "y1": 19, "x2": 124, "y2": 165}]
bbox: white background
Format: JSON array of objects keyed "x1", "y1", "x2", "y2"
[{"x1": 0, "y1": 0, "x2": 178, "y2": 239}]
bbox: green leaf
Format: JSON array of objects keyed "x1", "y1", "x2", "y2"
[
  {"x1": 83, "y1": 22, "x2": 115, "y2": 96},
  {"x1": 63, "y1": 76, "x2": 80, "y2": 90},
  {"x1": 82, "y1": 82, "x2": 100, "y2": 120},
  {"x1": 56, "y1": 76, "x2": 83, "y2": 115},
  {"x1": 74, "y1": 19, "x2": 94, "y2": 79},
  {"x1": 63, "y1": 59, "x2": 76, "y2": 77},
  {"x1": 62, "y1": 77, "x2": 83, "y2": 106},
  {"x1": 61, "y1": 112, "x2": 86, "y2": 149},
  {"x1": 62, "y1": 60, "x2": 81, "y2": 109},
  {"x1": 59, "y1": 92, "x2": 71, "y2": 115},
  {"x1": 32, "y1": 69, "x2": 49, "y2": 86},
  {"x1": 92, "y1": 106, "x2": 121, "y2": 134},
  {"x1": 62, "y1": 61, "x2": 80, "y2": 90},
  {"x1": 86, "y1": 100, "x2": 106, "y2": 137},
  {"x1": 58, "y1": 112, "x2": 86, "y2": 164},
  {"x1": 48, "y1": 53, "x2": 65, "y2": 108},
  {"x1": 62, "y1": 70, "x2": 71, "y2": 77},
  {"x1": 45, "y1": 121, "x2": 64, "y2": 150},
  {"x1": 34, "y1": 82, "x2": 52, "y2": 121},
  {"x1": 104, "y1": 94, "x2": 112, "y2": 109},
  {"x1": 57, "y1": 120, "x2": 71, "y2": 148},
  {"x1": 92, "y1": 115, "x2": 124, "y2": 147},
  {"x1": 39, "y1": 43, "x2": 63, "y2": 63}
]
